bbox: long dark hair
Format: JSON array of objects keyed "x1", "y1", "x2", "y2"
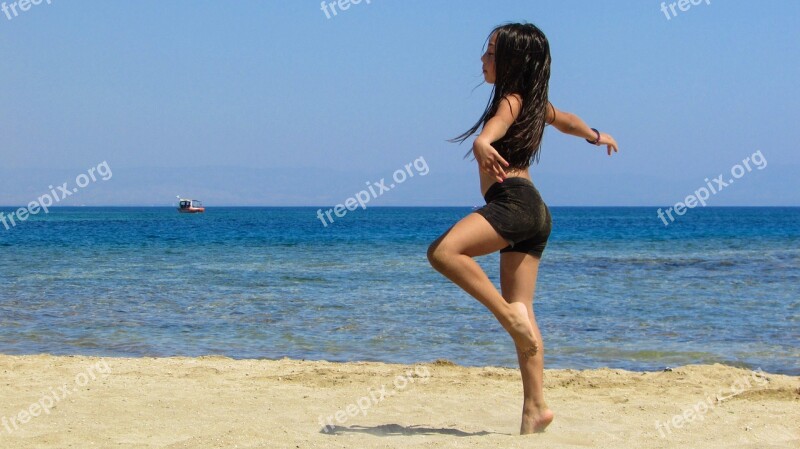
[{"x1": 452, "y1": 23, "x2": 551, "y2": 167}]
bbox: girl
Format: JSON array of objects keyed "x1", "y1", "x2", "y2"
[{"x1": 427, "y1": 23, "x2": 619, "y2": 435}]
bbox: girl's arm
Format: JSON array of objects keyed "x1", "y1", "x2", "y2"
[
  {"x1": 472, "y1": 95, "x2": 521, "y2": 182},
  {"x1": 548, "y1": 103, "x2": 619, "y2": 156}
]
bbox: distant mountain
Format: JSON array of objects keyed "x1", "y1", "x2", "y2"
[{"x1": 0, "y1": 164, "x2": 795, "y2": 207}]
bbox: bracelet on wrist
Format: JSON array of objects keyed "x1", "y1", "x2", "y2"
[{"x1": 586, "y1": 128, "x2": 601, "y2": 145}]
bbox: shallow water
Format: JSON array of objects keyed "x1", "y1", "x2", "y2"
[{"x1": 0, "y1": 206, "x2": 797, "y2": 375}]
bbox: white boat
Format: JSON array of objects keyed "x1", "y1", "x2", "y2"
[{"x1": 176, "y1": 196, "x2": 205, "y2": 213}]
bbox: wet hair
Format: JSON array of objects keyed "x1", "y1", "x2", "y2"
[{"x1": 452, "y1": 23, "x2": 552, "y2": 168}]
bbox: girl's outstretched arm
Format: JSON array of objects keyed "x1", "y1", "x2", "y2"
[{"x1": 548, "y1": 103, "x2": 619, "y2": 156}]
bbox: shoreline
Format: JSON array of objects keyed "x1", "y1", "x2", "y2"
[
  {"x1": 3, "y1": 351, "x2": 796, "y2": 377},
  {"x1": 0, "y1": 354, "x2": 797, "y2": 448}
]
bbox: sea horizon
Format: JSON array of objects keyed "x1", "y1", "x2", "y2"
[{"x1": 2, "y1": 205, "x2": 799, "y2": 208}]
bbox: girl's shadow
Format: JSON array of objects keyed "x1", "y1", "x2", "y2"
[{"x1": 320, "y1": 423, "x2": 503, "y2": 437}]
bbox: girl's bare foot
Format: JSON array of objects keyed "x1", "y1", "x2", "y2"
[
  {"x1": 521, "y1": 406, "x2": 554, "y2": 434},
  {"x1": 506, "y1": 302, "x2": 538, "y2": 358}
]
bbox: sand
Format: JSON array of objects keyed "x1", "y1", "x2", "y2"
[{"x1": 0, "y1": 355, "x2": 797, "y2": 448}]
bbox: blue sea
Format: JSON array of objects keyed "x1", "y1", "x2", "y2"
[{"x1": 0, "y1": 207, "x2": 797, "y2": 375}]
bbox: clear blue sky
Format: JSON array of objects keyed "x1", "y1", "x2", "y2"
[{"x1": 1, "y1": 0, "x2": 798, "y2": 206}]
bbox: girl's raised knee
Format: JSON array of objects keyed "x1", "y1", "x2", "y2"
[{"x1": 427, "y1": 243, "x2": 449, "y2": 271}]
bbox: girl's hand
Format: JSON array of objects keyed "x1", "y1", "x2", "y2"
[
  {"x1": 473, "y1": 139, "x2": 509, "y2": 182},
  {"x1": 597, "y1": 133, "x2": 619, "y2": 156}
]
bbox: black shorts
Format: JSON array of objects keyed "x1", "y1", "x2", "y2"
[{"x1": 474, "y1": 177, "x2": 552, "y2": 258}]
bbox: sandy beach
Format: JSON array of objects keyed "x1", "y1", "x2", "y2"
[{"x1": 0, "y1": 355, "x2": 796, "y2": 448}]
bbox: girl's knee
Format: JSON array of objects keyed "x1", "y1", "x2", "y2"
[
  {"x1": 427, "y1": 241, "x2": 450, "y2": 271},
  {"x1": 426, "y1": 242, "x2": 441, "y2": 266}
]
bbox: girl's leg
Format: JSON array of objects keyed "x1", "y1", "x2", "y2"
[
  {"x1": 427, "y1": 213, "x2": 538, "y2": 355},
  {"x1": 500, "y1": 251, "x2": 554, "y2": 434}
]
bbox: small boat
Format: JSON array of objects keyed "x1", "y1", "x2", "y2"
[{"x1": 176, "y1": 196, "x2": 205, "y2": 213}]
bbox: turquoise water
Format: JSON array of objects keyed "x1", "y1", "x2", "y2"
[{"x1": 0, "y1": 207, "x2": 798, "y2": 375}]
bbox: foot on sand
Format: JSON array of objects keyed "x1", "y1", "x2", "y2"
[{"x1": 521, "y1": 407, "x2": 554, "y2": 434}]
